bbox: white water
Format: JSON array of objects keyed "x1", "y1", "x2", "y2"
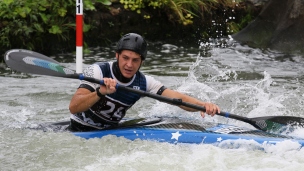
[{"x1": 1, "y1": 41, "x2": 304, "y2": 170}]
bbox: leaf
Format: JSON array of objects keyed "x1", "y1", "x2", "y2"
[
  {"x1": 38, "y1": 6, "x2": 46, "y2": 11},
  {"x1": 95, "y1": 0, "x2": 112, "y2": 6},
  {"x1": 49, "y1": 25, "x2": 62, "y2": 34},
  {"x1": 58, "y1": 8, "x2": 67, "y2": 17},
  {"x1": 84, "y1": 0, "x2": 96, "y2": 11},
  {"x1": 39, "y1": 13, "x2": 50, "y2": 23},
  {"x1": 15, "y1": 6, "x2": 31, "y2": 18},
  {"x1": 24, "y1": 26, "x2": 34, "y2": 36},
  {"x1": 33, "y1": 23, "x2": 44, "y2": 32},
  {"x1": 2, "y1": 0, "x2": 14, "y2": 5},
  {"x1": 31, "y1": 15, "x2": 38, "y2": 22},
  {"x1": 83, "y1": 23, "x2": 91, "y2": 32},
  {"x1": 19, "y1": 12, "x2": 26, "y2": 18}
]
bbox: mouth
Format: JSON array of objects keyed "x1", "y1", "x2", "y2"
[{"x1": 123, "y1": 68, "x2": 133, "y2": 75}]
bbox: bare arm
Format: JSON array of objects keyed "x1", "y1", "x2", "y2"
[
  {"x1": 69, "y1": 88, "x2": 101, "y2": 114},
  {"x1": 161, "y1": 88, "x2": 220, "y2": 117},
  {"x1": 69, "y1": 78, "x2": 117, "y2": 114}
]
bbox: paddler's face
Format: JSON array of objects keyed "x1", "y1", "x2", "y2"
[{"x1": 116, "y1": 50, "x2": 143, "y2": 78}]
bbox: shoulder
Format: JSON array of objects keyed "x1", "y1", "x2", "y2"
[
  {"x1": 80, "y1": 62, "x2": 109, "y2": 89},
  {"x1": 94, "y1": 61, "x2": 111, "y2": 69},
  {"x1": 83, "y1": 62, "x2": 111, "y2": 77},
  {"x1": 144, "y1": 74, "x2": 157, "y2": 82},
  {"x1": 95, "y1": 62, "x2": 111, "y2": 76},
  {"x1": 144, "y1": 74, "x2": 164, "y2": 94},
  {"x1": 83, "y1": 64, "x2": 100, "y2": 77}
]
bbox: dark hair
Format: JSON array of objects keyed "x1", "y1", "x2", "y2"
[{"x1": 116, "y1": 33, "x2": 147, "y2": 60}]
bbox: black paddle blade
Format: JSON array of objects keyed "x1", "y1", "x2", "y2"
[
  {"x1": 4, "y1": 49, "x2": 75, "y2": 77},
  {"x1": 251, "y1": 116, "x2": 304, "y2": 132}
]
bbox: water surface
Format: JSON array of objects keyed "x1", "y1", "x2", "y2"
[{"x1": 1, "y1": 39, "x2": 304, "y2": 170}]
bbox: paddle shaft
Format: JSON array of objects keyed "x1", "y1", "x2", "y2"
[
  {"x1": 3, "y1": 49, "x2": 254, "y2": 127},
  {"x1": 71, "y1": 73, "x2": 252, "y2": 124}
]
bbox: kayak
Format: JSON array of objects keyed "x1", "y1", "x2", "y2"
[
  {"x1": 47, "y1": 117, "x2": 304, "y2": 147},
  {"x1": 5, "y1": 48, "x2": 304, "y2": 145},
  {"x1": 5, "y1": 48, "x2": 304, "y2": 148}
]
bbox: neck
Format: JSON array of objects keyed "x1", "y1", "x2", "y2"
[{"x1": 112, "y1": 61, "x2": 133, "y2": 83}]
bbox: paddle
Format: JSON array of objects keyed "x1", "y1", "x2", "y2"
[{"x1": 4, "y1": 49, "x2": 304, "y2": 132}]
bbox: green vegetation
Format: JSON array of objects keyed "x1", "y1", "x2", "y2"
[
  {"x1": 0, "y1": 0, "x2": 111, "y2": 55},
  {"x1": 119, "y1": 0, "x2": 236, "y2": 25},
  {"x1": 0, "y1": 0, "x2": 257, "y2": 56},
  {"x1": 1, "y1": 0, "x2": 73, "y2": 51}
]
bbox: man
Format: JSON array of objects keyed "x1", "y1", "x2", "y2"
[{"x1": 69, "y1": 33, "x2": 220, "y2": 131}]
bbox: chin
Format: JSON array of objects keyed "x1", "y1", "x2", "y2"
[{"x1": 122, "y1": 73, "x2": 133, "y2": 78}]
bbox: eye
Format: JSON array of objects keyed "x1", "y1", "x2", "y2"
[
  {"x1": 133, "y1": 58, "x2": 140, "y2": 62},
  {"x1": 123, "y1": 56, "x2": 128, "y2": 60}
]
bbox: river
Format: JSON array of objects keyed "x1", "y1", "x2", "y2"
[{"x1": 1, "y1": 38, "x2": 304, "y2": 170}]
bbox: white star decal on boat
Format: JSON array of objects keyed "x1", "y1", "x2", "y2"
[
  {"x1": 171, "y1": 131, "x2": 182, "y2": 141},
  {"x1": 217, "y1": 137, "x2": 223, "y2": 142}
]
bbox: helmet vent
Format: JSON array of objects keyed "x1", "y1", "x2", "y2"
[{"x1": 135, "y1": 37, "x2": 138, "y2": 42}]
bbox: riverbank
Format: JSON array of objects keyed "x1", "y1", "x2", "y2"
[
  {"x1": 84, "y1": 1, "x2": 262, "y2": 46},
  {"x1": 0, "y1": 0, "x2": 263, "y2": 57}
]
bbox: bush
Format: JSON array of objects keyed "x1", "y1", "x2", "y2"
[
  {"x1": 0, "y1": 0, "x2": 257, "y2": 56},
  {"x1": 0, "y1": 0, "x2": 111, "y2": 55}
]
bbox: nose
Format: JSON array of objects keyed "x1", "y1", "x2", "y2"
[{"x1": 126, "y1": 59, "x2": 132, "y2": 67}]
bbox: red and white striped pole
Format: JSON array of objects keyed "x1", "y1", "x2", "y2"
[{"x1": 76, "y1": 0, "x2": 83, "y2": 73}]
